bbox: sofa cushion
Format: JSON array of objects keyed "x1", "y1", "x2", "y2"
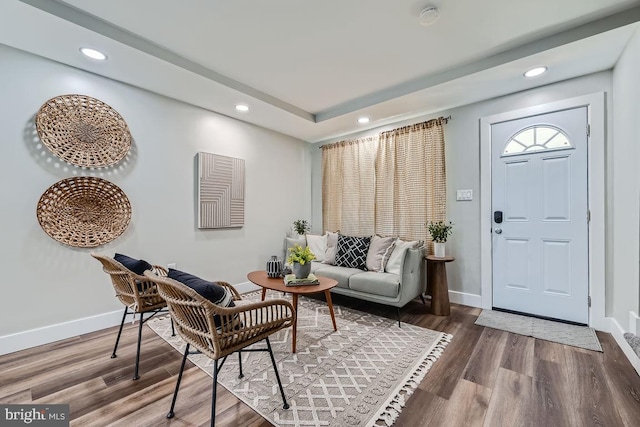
[
  {"x1": 313, "y1": 265, "x2": 363, "y2": 288},
  {"x1": 366, "y1": 236, "x2": 396, "y2": 272},
  {"x1": 349, "y1": 272, "x2": 400, "y2": 298},
  {"x1": 385, "y1": 239, "x2": 419, "y2": 275},
  {"x1": 335, "y1": 234, "x2": 371, "y2": 270},
  {"x1": 306, "y1": 233, "x2": 327, "y2": 263}
]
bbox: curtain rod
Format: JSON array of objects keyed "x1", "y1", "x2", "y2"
[{"x1": 319, "y1": 115, "x2": 452, "y2": 149}]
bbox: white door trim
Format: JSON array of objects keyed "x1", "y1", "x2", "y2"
[{"x1": 480, "y1": 92, "x2": 607, "y2": 330}]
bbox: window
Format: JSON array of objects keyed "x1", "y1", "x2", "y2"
[{"x1": 502, "y1": 125, "x2": 572, "y2": 156}]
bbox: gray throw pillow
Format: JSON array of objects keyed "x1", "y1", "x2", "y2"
[
  {"x1": 335, "y1": 234, "x2": 371, "y2": 270},
  {"x1": 366, "y1": 236, "x2": 396, "y2": 272},
  {"x1": 323, "y1": 231, "x2": 340, "y2": 265}
]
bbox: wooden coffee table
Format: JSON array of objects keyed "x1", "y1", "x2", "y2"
[{"x1": 247, "y1": 271, "x2": 338, "y2": 353}]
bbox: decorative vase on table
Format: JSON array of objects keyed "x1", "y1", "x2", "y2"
[
  {"x1": 266, "y1": 255, "x2": 282, "y2": 278},
  {"x1": 292, "y1": 262, "x2": 311, "y2": 279},
  {"x1": 434, "y1": 242, "x2": 446, "y2": 258}
]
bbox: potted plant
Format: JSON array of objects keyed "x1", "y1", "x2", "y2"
[
  {"x1": 292, "y1": 219, "x2": 311, "y2": 236},
  {"x1": 427, "y1": 220, "x2": 453, "y2": 257},
  {"x1": 287, "y1": 244, "x2": 316, "y2": 278}
]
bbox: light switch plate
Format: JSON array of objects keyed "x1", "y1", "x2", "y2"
[{"x1": 456, "y1": 189, "x2": 473, "y2": 201}]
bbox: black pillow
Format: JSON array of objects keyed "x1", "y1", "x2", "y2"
[
  {"x1": 335, "y1": 234, "x2": 371, "y2": 270},
  {"x1": 168, "y1": 269, "x2": 237, "y2": 329},
  {"x1": 114, "y1": 253, "x2": 152, "y2": 276}
]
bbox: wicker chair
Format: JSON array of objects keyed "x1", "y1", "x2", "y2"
[
  {"x1": 143, "y1": 271, "x2": 295, "y2": 426},
  {"x1": 91, "y1": 253, "x2": 174, "y2": 380}
]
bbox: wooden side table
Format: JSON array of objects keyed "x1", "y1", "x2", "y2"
[{"x1": 425, "y1": 255, "x2": 455, "y2": 316}]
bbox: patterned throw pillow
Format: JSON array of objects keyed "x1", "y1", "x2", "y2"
[
  {"x1": 168, "y1": 268, "x2": 237, "y2": 329},
  {"x1": 335, "y1": 234, "x2": 371, "y2": 270}
]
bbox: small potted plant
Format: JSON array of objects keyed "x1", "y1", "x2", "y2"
[
  {"x1": 287, "y1": 244, "x2": 316, "y2": 279},
  {"x1": 427, "y1": 220, "x2": 453, "y2": 257},
  {"x1": 292, "y1": 219, "x2": 311, "y2": 236}
]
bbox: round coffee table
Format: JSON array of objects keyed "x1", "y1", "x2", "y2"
[{"x1": 247, "y1": 271, "x2": 338, "y2": 353}]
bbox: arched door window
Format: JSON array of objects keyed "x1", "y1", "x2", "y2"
[{"x1": 502, "y1": 125, "x2": 572, "y2": 156}]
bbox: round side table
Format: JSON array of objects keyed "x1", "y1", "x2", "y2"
[{"x1": 425, "y1": 255, "x2": 455, "y2": 316}]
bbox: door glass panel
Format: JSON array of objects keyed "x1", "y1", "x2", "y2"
[{"x1": 502, "y1": 125, "x2": 573, "y2": 157}]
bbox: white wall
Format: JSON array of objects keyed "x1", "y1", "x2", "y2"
[
  {"x1": 612, "y1": 28, "x2": 640, "y2": 326},
  {"x1": 0, "y1": 44, "x2": 311, "y2": 340},
  {"x1": 312, "y1": 71, "x2": 613, "y2": 301}
]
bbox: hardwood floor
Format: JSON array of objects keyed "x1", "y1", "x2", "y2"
[{"x1": 2, "y1": 295, "x2": 639, "y2": 426}]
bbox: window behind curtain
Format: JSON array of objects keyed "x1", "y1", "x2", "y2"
[{"x1": 321, "y1": 118, "x2": 447, "y2": 243}]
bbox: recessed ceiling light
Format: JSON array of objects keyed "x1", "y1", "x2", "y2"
[
  {"x1": 235, "y1": 104, "x2": 249, "y2": 112},
  {"x1": 524, "y1": 66, "x2": 547, "y2": 78},
  {"x1": 79, "y1": 47, "x2": 107, "y2": 60},
  {"x1": 419, "y1": 6, "x2": 440, "y2": 26},
  {"x1": 358, "y1": 117, "x2": 370, "y2": 124}
]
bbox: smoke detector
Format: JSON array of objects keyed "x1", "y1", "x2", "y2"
[{"x1": 419, "y1": 6, "x2": 440, "y2": 26}]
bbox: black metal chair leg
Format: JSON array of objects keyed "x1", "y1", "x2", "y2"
[
  {"x1": 211, "y1": 359, "x2": 219, "y2": 427},
  {"x1": 133, "y1": 312, "x2": 144, "y2": 380},
  {"x1": 238, "y1": 351, "x2": 244, "y2": 379},
  {"x1": 170, "y1": 318, "x2": 176, "y2": 337},
  {"x1": 167, "y1": 343, "x2": 190, "y2": 419},
  {"x1": 420, "y1": 294, "x2": 426, "y2": 305},
  {"x1": 266, "y1": 337, "x2": 289, "y2": 410},
  {"x1": 397, "y1": 308, "x2": 401, "y2": 328},
  {"x1": 111, "y1": 306, "x2": 128, "y2": 358}
]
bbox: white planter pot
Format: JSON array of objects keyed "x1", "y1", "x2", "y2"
[{"x1": 434, "y1": 242, "x2": 446, "y2": 258}]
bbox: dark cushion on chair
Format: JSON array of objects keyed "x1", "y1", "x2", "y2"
[
  {"x1": 168, "y1": 269, "x2": 237, "y2": 329},
  {"x1": 114, "y1": 253, "x2": 152, "y2": 276}
]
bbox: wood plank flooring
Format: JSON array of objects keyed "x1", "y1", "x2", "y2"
[{"x1": 1, "y1": 295, "x2": 639, "y2": 426}]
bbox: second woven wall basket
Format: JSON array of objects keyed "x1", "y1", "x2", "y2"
[
  {"x1": 36, "y1": 94, "x2": 132, "y2": 168},
  {"x1": 36, "y1": 176, "x2": 132, "y2": 248}
]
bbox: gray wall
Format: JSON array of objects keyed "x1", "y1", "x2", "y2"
[
  {"x1": 0, "y1": 44, "x2": 311, "y2": 337},
  {"x1": 311, "y1": 72, "x2": 613, "y2": 300},
  {"x1": 612, "y1": 28, "x2": 640, "y2": 325}
]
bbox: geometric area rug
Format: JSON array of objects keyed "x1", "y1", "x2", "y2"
[
  {"x1": 475, "y1": 309, "x2": 602, "y2": 352},
  {"x1": 148, "y1": 291, "x2": 452, "y2": 426}
]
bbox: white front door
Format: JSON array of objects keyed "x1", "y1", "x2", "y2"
[{"x1": 491, "y1": 107, "x2": 589, "y2": 324}]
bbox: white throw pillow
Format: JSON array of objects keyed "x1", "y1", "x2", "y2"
[
  {"x1": 306, "y1": 233, "x2": 327, "y2": 263},
  {"x1": 283, "y1": 236, "x2": 306, "y2": 267},
  {"x1": 385, "y1": 239, "x2": 419, "y2": 275}
]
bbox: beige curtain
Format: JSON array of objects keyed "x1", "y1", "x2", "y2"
[
  {"x1": 322, "y1": 136, "x2": 378, "y2": 236},
  {"x1": 321, "y1": 117, "x2": 447, "y2": 241},
  {"x1": 375, "y1": 119, "x2": 447, "y2": 242}
]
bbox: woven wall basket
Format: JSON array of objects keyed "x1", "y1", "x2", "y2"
[
  {"x1": 36, "y1": 94, "x2": 132, "y2": 167},
  {"x1": 37, "y1": 177, "x2": 132, "y2": 248}
]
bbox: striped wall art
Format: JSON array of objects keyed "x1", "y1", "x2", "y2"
[{"x1": 196, "y1": 152, "x2": 245, "y2": 229}]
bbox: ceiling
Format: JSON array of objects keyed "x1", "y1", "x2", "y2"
[{"x1": 1, "y1": 0, "x2": 640, "y2": 143}]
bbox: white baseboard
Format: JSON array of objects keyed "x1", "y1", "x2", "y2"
[
  {"x1": 448, "y1": 290, "x2": 482, "y2": 308},
  {"x1": 630, "y1": 311, "x2": 640, "y2": 335},
  {"x1": 609, "y1": 317, "x2": 640, "y2": 377},
  {"x1": 235, "y1": 281, "x2": 260, "y2": 294},
  {"x1": 0, "y1": 310, "x2": 123, "y2": 356},
  {"x1": 1, "y1": 281, "x2": 261, "y2": 356}
]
